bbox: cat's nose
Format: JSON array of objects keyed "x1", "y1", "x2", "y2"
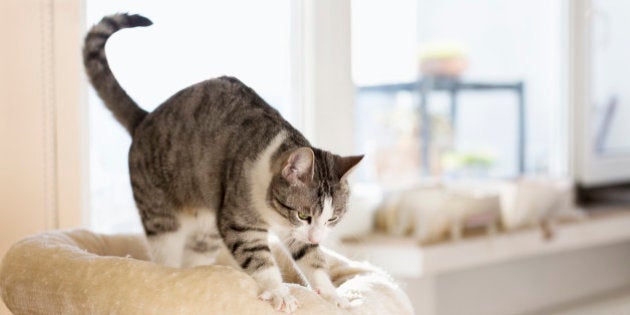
[
  {"x1": 308, "y1": 227, "x2": 326, "y2": 244},
  {"x1": 308, "y1": 235, "x2": 320, "y2": 244}
]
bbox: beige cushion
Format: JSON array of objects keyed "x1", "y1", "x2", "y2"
[{"x1": 0, "y1": 229, "x2": 412, "y2": 314}]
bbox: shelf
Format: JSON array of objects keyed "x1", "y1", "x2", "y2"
[
  {"x1": 357, "y1": 79, "x2": 524, "y2": 93},
  {"x1": 340, "y1": 210, "x2": 630, "y2": 278},
  {"x1": 355, "y1": 77, "x2": 527, "y2": 174}
]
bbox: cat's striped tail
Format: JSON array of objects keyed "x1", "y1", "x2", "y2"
[{"x1": 83, "y1": 13, "x2": 152, "y2": 135}]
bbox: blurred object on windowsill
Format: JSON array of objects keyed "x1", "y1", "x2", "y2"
[
  {"x1": 373, "y1": 136, "x2": 423, "y2": 187},
  {"x1": 441, "y1": 150, "x2": 496, "y2": 178},
  {"x1": 374, "y1": 181, "x2": 500, "y2": 244},
  {"x1": 418, "y1": 42, "x2": 468, "y2": 77},
  {"x1": 577, "y1": 182, "x2": 630, "y2": 208},
  {"x1": 367, "y1": 93, "x2": 424, "y2": 186},
  {"x1": 330, "y1": 183, "x2": 383, "y2": 240},
  {"x1": 340, "y1": 209, "x2": 630, "y2": 279},
  {"x1": 369, "y1": 110, "x2": 457, "y2": 184},
  {"x1": 499, "y1": 177, "x2": 585, "y2": 237},
  {"x1": 373, "y1": 177, "x2": 586, "y2": 245}
]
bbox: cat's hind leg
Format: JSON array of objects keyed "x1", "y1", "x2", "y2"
[
  {"x1": 146, "y1": 227, "x2": 186, "y2": 268},
  {"x1": 180, "y1": 210, "x2": 223, "y2": 268},
  {"x1": 134, "y1": 186, "x2": 186, "y2": 268},
  {"x1": 181, "y1": 232, "x2": 222, "y2": 268}
]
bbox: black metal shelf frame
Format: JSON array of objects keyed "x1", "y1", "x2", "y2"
[{"x1": 357, "y1": 76, "x2": 526, "y2": 175}]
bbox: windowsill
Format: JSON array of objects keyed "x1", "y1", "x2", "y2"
[{"x1": 339, "y1": 208, "x2": 630, "y2": 278}]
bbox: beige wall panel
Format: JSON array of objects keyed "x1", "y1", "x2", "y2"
[
  {"x1": 54, "y1": 0, "x2": 85, "y2": 229},
  {"x1": 0, "y1": 0, "x2": 84, "y2": 260},
  {"x1": 0, "y1": 0, "x2": 50, "y2": 258},
  {"x1": 1, "y1": 0, "x2": 84, "y2": 312}
]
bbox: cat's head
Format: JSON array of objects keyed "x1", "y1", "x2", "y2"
[{"x1": 268, "y1": 147, "x2": 363, "y2": 244}]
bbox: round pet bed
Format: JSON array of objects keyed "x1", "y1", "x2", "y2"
[{"x1": 0, "y1": 229, "x2": 412, "y2": 314}]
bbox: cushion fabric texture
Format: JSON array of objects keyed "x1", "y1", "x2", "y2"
[{"x1": 0, "y1": 229, "x2": 413, "y2": 314}]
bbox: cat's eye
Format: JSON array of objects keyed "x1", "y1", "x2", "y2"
[
  {"x1": 328, "y1": 216, "x2": 339, "y2": 223},
  {"x1": 297, "y1": 212, "x2": 311, "y2": 221}
]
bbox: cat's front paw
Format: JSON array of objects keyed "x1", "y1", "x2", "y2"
[
  {"x1": 259, "y1": 285, "x2": 299, "y2": 313},
  {"x1": 316, "y1": 288, "x2": 350, "y2": 308}
]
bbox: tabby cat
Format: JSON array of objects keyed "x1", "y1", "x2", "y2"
[{"x1": 83, "y1": 13, "x2": 362, "y2": 312}]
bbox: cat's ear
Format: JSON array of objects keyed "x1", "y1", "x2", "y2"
[
  {"x1": 282, "y1": 147, "x2": 315, "y2": 185},
  {"x1": 337, "y1": 155, "x2": 364, "y2": 180}
]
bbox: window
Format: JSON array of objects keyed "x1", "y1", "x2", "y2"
[
  {"x1": 352, "y1": 0, "x2": 567, "y2": 187},
  {"x1": 86, "y1": 0, "x2": 293, "y2": 233}
]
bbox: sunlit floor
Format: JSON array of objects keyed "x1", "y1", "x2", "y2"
[{"x1": 546, "y1": 288, "x2": 630, "y2": 315}]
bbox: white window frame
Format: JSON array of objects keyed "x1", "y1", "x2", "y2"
[
  {"x1": 570, "y1": 0, "x2": 630, "y2": 186},
  {"x1": 292, "y1": 0, "x2": 356, "y2": 156}
]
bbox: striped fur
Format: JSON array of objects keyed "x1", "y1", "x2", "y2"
[
  {"x1": 83, "y1": 13, "x2": 363, "y2": 312},
  {"x1": 83, "y1": 13, "x2": 152, "y2": 134}
]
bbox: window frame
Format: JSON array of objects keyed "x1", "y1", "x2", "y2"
[
  {"x1": 571, "y1": 0, "x2": 630, "y2": 186},
  {"x1": 293, "y1": 0, "x2": 356, "y2": 156}
]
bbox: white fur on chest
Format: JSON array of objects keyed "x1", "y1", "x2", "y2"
[{"x1": 248, "y1": 131, "x2": 289, "y2": 228}]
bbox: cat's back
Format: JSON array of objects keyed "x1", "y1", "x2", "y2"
[
  {"x1": 128, "y1": 76, "x2": 298, "y2": 207},
  {"x1": 130, "y1": 76, "x2": 298, "y2": 168},
  {"x1": 134, "y1": 76, "x2": 287, "y2": 140}
]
